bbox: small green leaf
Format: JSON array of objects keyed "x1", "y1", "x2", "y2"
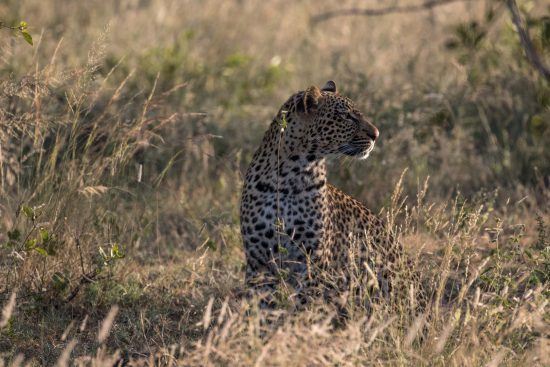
[
  {"x1": 277, "y1": 245, "x2": 288, "y2": 255},
  {"x1": 19, "y1": 21, "x2": 28, "y2": 29},
  {"x1": 34, "y1": 247, "x2": 48, "y2": 257},
  {"x1": 52, "y1": 272, "x2": 69, "y2": 291},
  {"x1": 21, "y1": 31, "x2": 33, "y2": 46},
  {"x1": 280, "y1": 111, "x2": 288, "y2": 130},
  {"x1": 39, "y1": 228, "x2": 50, "y2": 243},
  {"x1": 205, "y1": 240, "x2": 217, "y2": 251},
  {"x1": 530, "y1": 115, "x2": 548, "y2": 137},
  {"x1": 110, "y1": 243, "x2": 125, "y2": 259},
  {"x1": 8, "y1": 229, "x2": 21, "y2": 241},
  {"x1": 25, "y1": 239, "x2": 37, "y2": 250},
  {"x1": 542, "y1": 18, "x2": 550, "y2": 48},
  {"x1": 453, "y1": 308, "x2": 462, "y2": 323},
  {"x1": 21, "y1": 205, "x2": 35, "y2": 220}
]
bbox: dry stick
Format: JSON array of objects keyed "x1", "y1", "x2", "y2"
[
  {"x1": 505, "y1": 0, "x2": 550, "y2": 82},
  {"x1": 311, "y1": 0, "x2": 474, "y2": 24},
  {"x1": 0, "y1": 22, "x2": 25, "y2": 31}
]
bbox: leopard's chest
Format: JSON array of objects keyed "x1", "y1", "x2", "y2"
[{"x1": 241, "y1": 188, "x2": 328, "y2": 272}]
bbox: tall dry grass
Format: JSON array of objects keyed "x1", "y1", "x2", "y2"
[{"x1": 0, "y1": 0, "x2": 548, "y2": 365}]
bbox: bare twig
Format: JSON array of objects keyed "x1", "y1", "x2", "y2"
[
  {"x1": 64, "y1": 270, "x2": 99, "y2": 303},
  {"x1": 311, "y1": 0, "x2": 473, "y2": 24},
  {"x1": 505, "y1": 0, "x2": 550, "y2": 82},
  {"x1": 0, "y1": 21, "x2": 25, "y2": 31}
]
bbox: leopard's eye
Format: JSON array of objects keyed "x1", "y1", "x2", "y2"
[{"x1": 346, "y1": 113, "x2": 358, "y2": 123}]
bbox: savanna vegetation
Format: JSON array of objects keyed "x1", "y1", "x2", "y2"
[{"x1": 0, "y1": 0, "x2": 548, "y2": 365}]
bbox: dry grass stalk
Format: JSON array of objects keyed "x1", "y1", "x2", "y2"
[
  {"x1": 0, "y1": 291, "x2": 16, "y2": 328},
  {"x1": 97, "y1": 305, "x2": 119, "y2": 344},
  {"x1": 55, "y1": 339, "x2": 77, "y2": 367}
]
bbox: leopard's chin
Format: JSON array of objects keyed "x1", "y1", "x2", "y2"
[{"x1": 356, "y1": 149, "x2": 372, "y2": 160}]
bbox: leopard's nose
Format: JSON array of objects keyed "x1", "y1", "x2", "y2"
[{"x1": 367, "y1": 126, "x2": 379, "y2": 141}]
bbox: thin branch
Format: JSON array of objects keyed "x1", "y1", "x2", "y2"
[
  {"x1": 505, "y1": 0, "x2": 550, "y2": 82},
  {"x1": 0, "y1": 21, "x2": 25, "y2": 32},
  {"x1": 311, "y1": 0, "x2": 474, "y2": 24}
]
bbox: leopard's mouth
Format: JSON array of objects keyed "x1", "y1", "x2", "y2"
[{"x1": 338, "y1": 139, "x2": 375, "y2": 160}]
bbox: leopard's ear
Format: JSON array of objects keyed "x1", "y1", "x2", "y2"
[
  {"x1": 301, "y1": 85, "x2": 321, "y2": 114},
  {"x1": 321, "y1": 80, "x2": 337, "y2": 93}
]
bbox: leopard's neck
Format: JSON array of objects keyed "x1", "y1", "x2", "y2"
[{"x1": 244, "y1": 122, "x2": 327, "y2": 196}]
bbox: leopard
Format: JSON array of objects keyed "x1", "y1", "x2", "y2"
[{"x1": 240, "y1": 80, "x2": 407, "y2": 309}]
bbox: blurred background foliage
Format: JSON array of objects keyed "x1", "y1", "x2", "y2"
[{"x1": 2, "y1": 0, "x2": 548, "y2": 202}]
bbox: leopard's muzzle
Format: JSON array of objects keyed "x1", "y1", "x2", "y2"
[{"x1": 338, "y1": 136, "x2": 376, "y2": 160}]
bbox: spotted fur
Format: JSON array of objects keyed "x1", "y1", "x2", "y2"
[{"x1": 240, "y1": 81, "x2": 401, "y2": 306}]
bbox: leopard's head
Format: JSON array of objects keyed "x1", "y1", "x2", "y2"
[{"x1": 286, "y1": 80, "x2": 379, "y2": 160}]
